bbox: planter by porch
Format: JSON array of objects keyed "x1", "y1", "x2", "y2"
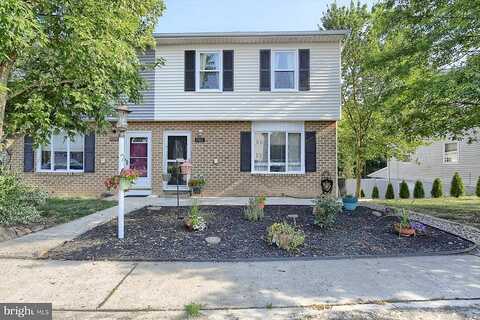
[
  {"x1": 191, "y1": 186, "x2": 202, "y2": 195},
  {"x1": 342, "y1": 195, "x2": 358, "y2": 211},
  {"x1": 393, "y1": 223, "x2": 416, "y2": 237}
]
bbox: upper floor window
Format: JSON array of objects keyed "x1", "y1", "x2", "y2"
[
  {"x1": 197, "y1": 51, "x2": 222, "y2": 91},
  {"x1": 37, "y1": 133, "x2": 85, "y2": 172},
  {"x1": 443, "y1": 142, "x2": 459, "y2": 163},
  {"x1": 272, "y1": 50, "x2": 297, "y2": 91}
]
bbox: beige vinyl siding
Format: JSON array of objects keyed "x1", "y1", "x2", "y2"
[{"x1": 153, "y1": 42, "x2": 341, "y2": 121}]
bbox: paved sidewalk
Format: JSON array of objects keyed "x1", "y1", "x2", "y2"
[
  {"x1": 0, "y1": 196, "x2": 313, "y2": 259},
  {"x1": 1, "y1": 255, "x2": 479, "y2": 313}
]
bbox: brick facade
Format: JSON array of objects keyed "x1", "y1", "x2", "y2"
[{"x1": 9, "y1": 121, "x2": 337, "y2": 197}]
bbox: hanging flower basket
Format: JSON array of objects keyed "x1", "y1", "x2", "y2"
[
  {"x1": 180, "y1": 160, "x2": 192, "y2": 175},
  {"x1": 105, "y1": 168, "x2": 140, "y2": 191}
]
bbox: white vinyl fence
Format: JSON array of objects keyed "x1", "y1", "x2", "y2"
[{"x1": 345, "y1": 178, "x2": 475, "y2": 199}]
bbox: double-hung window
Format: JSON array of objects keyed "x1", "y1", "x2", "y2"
[
  {"x1": 272, "y1": 50, "x2": 297, "y2": 91},
  {"x1": 443, "y1": 142, "x2": 459, "y2": 163},
  {"x1": 37, "y1": 133, "x2": 85, "y2": 172},
  {"x1": 252, "y1": 122, "x2": 304, "y2": 173},
  {"x1": 197, "y1": 51, "x2": 222, "y2": 91}
]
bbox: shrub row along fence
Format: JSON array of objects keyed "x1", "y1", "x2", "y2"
[{"x1": 345, "y1": 174, "x2": 479, "y2": 199}]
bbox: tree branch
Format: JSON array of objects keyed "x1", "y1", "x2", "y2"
[{"x1": 8, "y1": 80, "x2": 75, "y2": 100}]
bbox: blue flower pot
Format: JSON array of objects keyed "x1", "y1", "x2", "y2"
[{"x1": 342, "y1": 196, "x2": 358, "y2": 211}]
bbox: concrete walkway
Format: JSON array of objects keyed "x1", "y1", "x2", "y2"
[{"x1": 1, "y1": 255, "x2": 479, "y2": 318}]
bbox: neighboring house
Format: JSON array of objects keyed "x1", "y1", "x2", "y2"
[
  {"x1": 368, "y1": 139, "x2": 480, "y2": 188},
  {"x1": 10, "y1": 31, "x2": 345, "y2": 197}
]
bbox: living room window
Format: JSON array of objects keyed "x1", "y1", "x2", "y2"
[
  {"x1": 252, "y1": 122, "x2": 304, "y2": 173},
  {"x1": 443, "y1": 142, "x2": 459, "y2": 163},
  {"x1": 37, "y1": 133, "x2": 85, "y2": 172},
  {"x1": 272, "y1": 50, "x2": 297, "y2": 91},
  {"x1": 197, "y1": 51, "x2": 222, "y2": 91}
]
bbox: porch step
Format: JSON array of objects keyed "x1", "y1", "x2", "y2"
[{"x1": 162, "y1": 190, "x2": 191, "y2": 198}]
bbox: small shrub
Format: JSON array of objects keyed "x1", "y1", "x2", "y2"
[
  {"x1": 413, "y1": 180, "x2": 425, "y2": 199},
  {"x1": 244, "y1": 197, "x2": 264, "y2": 221},
  {"x1": 431, "y1": 178, "x2": 443, "y2": 198},
  {"x1": 266, "y1": 222, "x2": 305, "y2": 252},
  {"x1": 184, "y1": 200, "x2": 206, "y2": 231},
  {"x1": 360, "y1": 189, "x2": 365, "y2": 198},
  {"x1": 476, "y1": 177, "x2": 480, "y2": 198},
  {"x1": 185, "y1": 303, "x2": 202, "y2": 317},
  {"x1": 399, "y1": 180, "x2": 410, "y2": 199},
  {"x1": 385, "y1": 183, "x2": 395, "y2": 199},
  {"x1": 312, "y1": 196, "x2": 342, "y2": 228},
  {"x1": 0, "y1": 169, "x2": 47, "y2": 225},
  {"x1": 450, "y1": 172, "x2": 465, "y2": 197},
  {"x1": 371, "y1": 186, "x2": 379, "y2": 199}
]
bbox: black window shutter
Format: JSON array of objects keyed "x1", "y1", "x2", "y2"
[
  {"x1": 23, "y1": 136, "x2": 34, "y2": 172},
  {"x1": 184, "y1": 50, "x2": 196, "y2": 91},
  {"x1": 259, "y1": 50, "x2": 271, "y2": 91},
  {"x1": 240, "y1": 132, "x2": 252, "y2": 172},
  {"x1": 223, "y1": 50, "x2": 234, "y2": 91},
  {"x1": 305, "y1": 131, "x2": 316, "y2": 172},
  {"x1": 84, "y1": 133, "x2": 95, "y2": 173},
  {"x1": 299, "y1": 49, "x2": 310, "y2": 91}
]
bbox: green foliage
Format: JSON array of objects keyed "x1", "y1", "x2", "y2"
[
  {"x1": 372, "y1": 186, "x2": 380, "y2": 199},
  {"x1": 450, "y1": 172, "x2": 465, "y2": 198},
  {"x1": 360, "y1": 189, "x2": 365, "y2": 198},
  {"x1": 0, "y1": 0, "x2": 165, "y2": 147},
  {"x1": 476, "y1": 177, "x2": 480, "y2": 198},
  {"x1": 399, "y1": 180, "x2": 410, "y2": 199},
  {"x1": 0, "y1": 168, "x2": 47, "y2": 225},
  {"x1": 266, "y1": 222, "x2": 305, "y2": 252},
  {"x1": 186, "y1": 200, "x2": 206, "y2": 231},
  {"x1": 431, "y1": 178, "x2": 443, "y2": 198},
  {"x1": 184, "y1": 303, "x2": 202, "y2": 317},
  {"x1": 385, "y1": 183, "x2": 395, "y2": 199},
  {"x1": 312, "y1": 196, "x2": 342, "y2": 228},
  {"x1": 399, "y1": 209, "x2": 410, "y2": 229},
  {"x1": 413, "y1": 181, "x2": 425, "y2": 199},
  {"x1": 244, "y1": 197, "x2": 264, "y2": 222}
]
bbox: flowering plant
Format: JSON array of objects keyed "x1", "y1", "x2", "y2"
[{"x1": 104, "y1": 168, "x2": 140, "y2": 191}]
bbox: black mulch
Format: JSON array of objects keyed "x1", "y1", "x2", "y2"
[{"x1": 47, "y1": 205, "x2": 474, "y2": 261}]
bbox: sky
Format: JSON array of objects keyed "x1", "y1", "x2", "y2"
[{"x1": 155, "y1": 0, "x2": 376, "y2": 33}]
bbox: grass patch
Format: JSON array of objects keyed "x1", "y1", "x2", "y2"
[
  {"x1": 372, "y1": 196, "x2": 480, "y2": 228},
  {"x1": 184, "y1": 302, "x2": 202, "y2": 317},
  {"x1": 38, "y1": 197, "x2": 116, "y2": 225}
]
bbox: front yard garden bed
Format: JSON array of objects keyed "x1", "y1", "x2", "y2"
[{"x1": 47, "y1": 205, "x2": 474, "y2": 261}]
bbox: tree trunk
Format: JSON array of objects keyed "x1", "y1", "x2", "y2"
[
  {"x1": 355, "y1": 151, "x2": 362, "y2": 198},
  {"x1": 0, "y1": 63, "x2": 10, "y2": 152}
]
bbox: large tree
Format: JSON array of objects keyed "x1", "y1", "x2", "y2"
[
  {"x1": 0, "y1": 0, "x2": 165, "y2": 150},
  {"x1": 375, "y1": 0, "x2": 480, "y2": 140},
  {"x1": 321, "y1": 1, "x2": 419, "y2": 196}
]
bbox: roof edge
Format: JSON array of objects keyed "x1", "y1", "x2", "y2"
[{"x1": 153, "y1": 30, "x2": 348, "y2": 39}]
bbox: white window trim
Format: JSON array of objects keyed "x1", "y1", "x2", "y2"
[
  {"x1": 271, "y1": 49, "x2": 299, "y2": 92},
  {"x1": 251, "y1": 122, "x2": 305, "y2": 174},
  {"x1": 36, "y1": 134, "x2": 85, "y2": 173},
  {"x1": 443, "y1": 141, "x2": 459, "y2": 164},
  {"x1": 196, "y1": 50, "x2": 223, "y2": 92}
]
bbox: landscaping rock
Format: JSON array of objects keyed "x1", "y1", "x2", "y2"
[
  {"x1": 0, "y1": 226, "x2": 17, "y2": 242},
  {"x1": 13, "y1": 227, "x2": 31, "y2": 237},
  {"x1": 205, "y1": 236, "x2": 221, "y2": 245}
]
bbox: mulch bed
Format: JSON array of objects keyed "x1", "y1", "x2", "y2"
[{"x1": 47, "y1": 205, "x2": 474, "y2": 261}]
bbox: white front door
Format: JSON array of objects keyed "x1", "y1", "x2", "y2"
[
  {"x1": 163, "y1": 131, "x2": 191, "y2": 190},
  {"x1": 126, "y1": 131, "x2": 152, "y2": 194}
]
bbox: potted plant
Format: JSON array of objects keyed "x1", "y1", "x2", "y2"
[
  {"x1": 184, "y1": 201, "x2": 206, "y2": 232},
  {"x1": 188, "y1": 175, "x2": 206, "y2": 194},
  {"x1": 342, "y1": 194, "x2": 358, "y2": 211},
  {"x1": 393, "y1": 209, "x2": 416, "y2": 237},
  {"x1": 104, "y1": 168, "x2": 140, "y2": 191},
  {"x1": 256, "y1": 195, "x2": 266, "y2": 209}
]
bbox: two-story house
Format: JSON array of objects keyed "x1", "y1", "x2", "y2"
[{"x1": 11, "y1": 31, "x2": 345, "y2": 197}]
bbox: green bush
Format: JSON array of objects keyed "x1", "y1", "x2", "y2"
[
  {"x1": 413, "y1": 180, "x2": 425, "y2": 199},
  {"x1": 385, "y1": 183, "x2": 395, "y2": 199},
  {"x1": 312, "y1": 196, "x2": 342, "y2": 228},
  {"x1": 399, "y1": 180, "x2": 410, "y2": 199},
  {"x1": 431, "y1": 178, "x2": 443, "y2": 198},
  {"x1": 476, "y1": 177, "x2": 480, "y2": 198},
  {"x1": 371, "y1": 186, "x2": 379, "y2": 199},
  {"x1": 360, "y1": 189, "x2": 365, "y2": 198},
  {"x1": 266, "y1": 222, "x2": 305, "y2": 252},
  {"x1": 0, "y1": 169, "x2": 47, "y2": 226},
  {"x1": 450, "y1": 172, "x2": 465, "y2": 197},
  {"x1": 244, "y1": 197, "x2": 264, "y2": 221}
]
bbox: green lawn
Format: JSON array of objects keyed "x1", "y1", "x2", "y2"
[
  {"x1": 372, "y1": 196, "x2": 480, "y2": 228},
  {"x1": 38, "y1": 197, "x2": 116, "y2": 225}
]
